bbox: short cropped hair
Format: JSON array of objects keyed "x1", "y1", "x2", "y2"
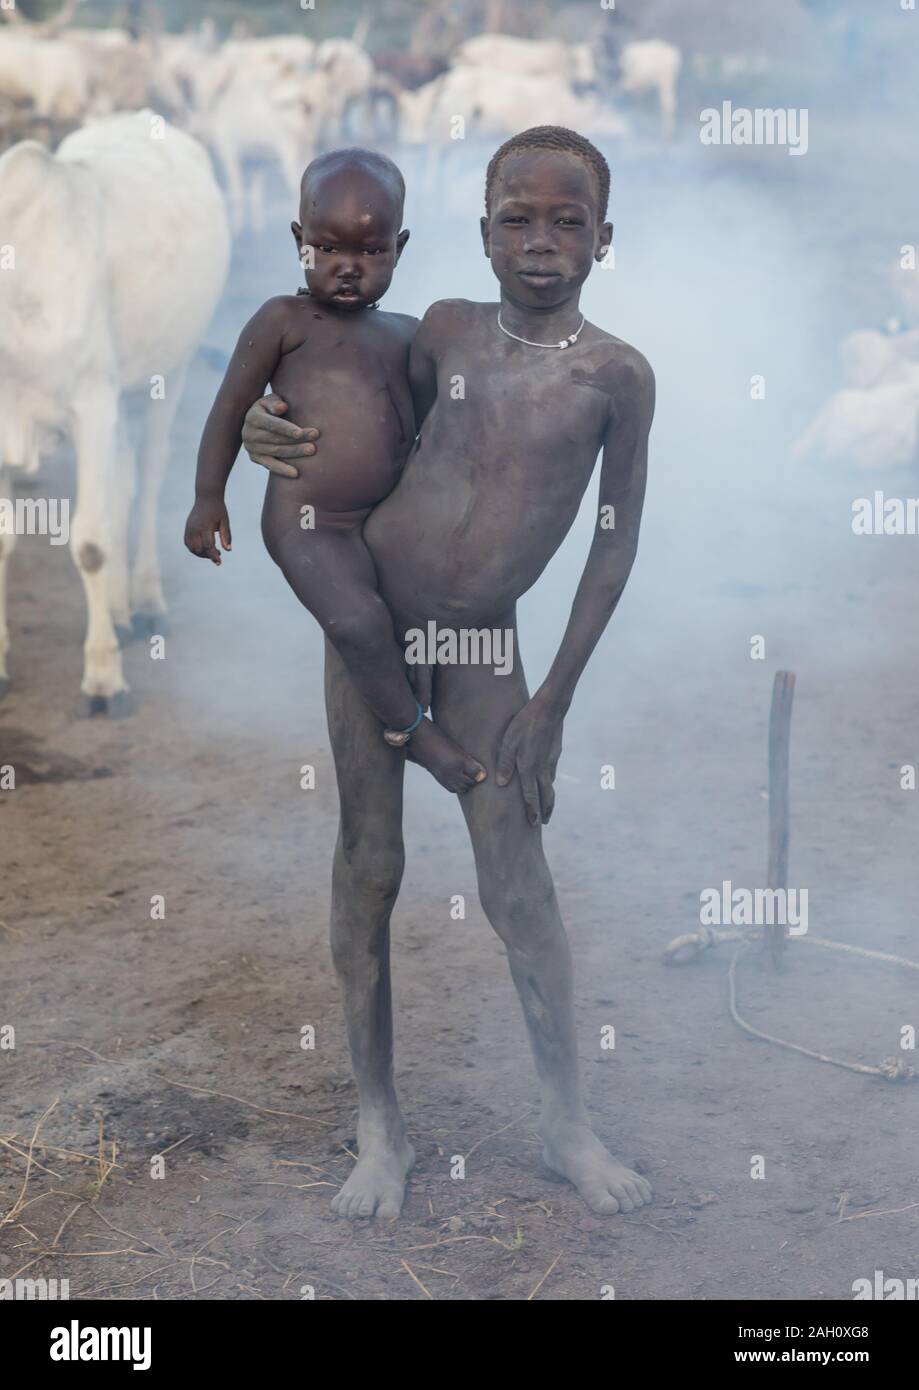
[
  {"x1": 485, "y1": 126, "x2": 610, "y2": 220},
  {"x1": 301, "y1": 147, "x2": 406, "y2": 218}
]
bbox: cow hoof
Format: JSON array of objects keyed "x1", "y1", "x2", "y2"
[
  {"x1": 107, "y1": 690, "x2": 133, "y2": 718},
  {"x1": 131, "y1": 612, "x2": 168, "y2": 640},
  {"x1": 79, "y1": 690, "x2": 133, "y2": 718}
]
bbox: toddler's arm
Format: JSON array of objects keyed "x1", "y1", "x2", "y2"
[{"x1": 185, "y1": 299, "x2": 288, "y2": 564}]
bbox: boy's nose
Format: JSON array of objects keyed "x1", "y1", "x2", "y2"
[{"x1": 523, "y1": 232, "x2": 557, "y2": 254}]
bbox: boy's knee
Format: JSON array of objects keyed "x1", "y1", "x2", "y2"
[
  {"x1": 478, "y1": 865, "x2": 556, "y2": 940},
  {"x1": 336, "y1": 835, "x2": 405, "y2": 907}
]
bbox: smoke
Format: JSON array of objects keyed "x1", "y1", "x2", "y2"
[{"x1": 146, "y1": 3, "x2": 919, "y2": 953}]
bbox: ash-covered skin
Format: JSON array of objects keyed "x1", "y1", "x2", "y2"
[
  {"x1": 184, "y1": 149, "x2": 486, "y2": 795},
  {"x1": 242, "y1": 140, "x2": 655, "y2": 1222}
]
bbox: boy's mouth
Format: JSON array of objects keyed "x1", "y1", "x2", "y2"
[{"x1": 517, "y1": 269, "x2": 562, "y2": 287}]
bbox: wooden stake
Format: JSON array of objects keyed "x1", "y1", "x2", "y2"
[{"x1": 766, "y1": 671, "x2": 795, "y2": 970}]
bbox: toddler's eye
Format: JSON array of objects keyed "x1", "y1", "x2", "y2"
[
  {"x1": 362, "y1": 248, "x2": 384, "y2": 255},
  {"x1": 317, "y1": 245, "x2": 336, "y2": 254}
]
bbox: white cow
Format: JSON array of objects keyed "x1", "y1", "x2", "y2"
[
  {"x1": 452, "y1": 34, "x2": 596, "y2": 87},
  {"x1": 0, "y1": 33, "x2": 89, "y2": 120},
  {"x1": 792, "y1": 331, "x2": 919, "y2": 470},
  {"x1": 64, "y1": 30, "x2": 167, "y2": 116},
  {"x1": 185, "y1": 55, "x2": 324, "y2": 234},
  {"x1": 314, "y1": 37, "x2": 376, "y2": 139},
  {"x1": 225, "y1": 34, "x2": 317, "y2": 75},
  {"x1": 400, "y1": 66, "x2": 628, "y2": 145},
  {"x1": 0, "y1": 112, "x2": 230, "y2": 709},
  {"x1": 619, "y1": 39, "x2": 683, "y2": 138}
]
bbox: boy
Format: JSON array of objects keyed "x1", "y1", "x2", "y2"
[
  {"x1": 185, "y1": 148, "x2": 486, "y2": 793},
  {"x1": 243, "y1": 127, "x2": 655, "y2": 1221}
]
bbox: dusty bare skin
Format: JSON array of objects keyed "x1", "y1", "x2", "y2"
[
  {"x1": 185, "y1": 150, "x2": 484, "y2": 795},
  {"x1": 242, "y1": 132, "x2": 655, "y2": 1220}
]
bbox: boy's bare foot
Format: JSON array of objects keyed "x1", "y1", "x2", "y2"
[
  {"x1": 331, "y1": 1136, "x2": 416, "y2": 1220},
  {"x1": 541, "y1": 1119, "x2": 652, "y2": 1215},
  {"x1": 406, "y1": 717, "x2": 487, "y2": 792}
]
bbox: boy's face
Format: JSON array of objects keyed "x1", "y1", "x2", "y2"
[
  {"x1": 292, "y1": 169, "x2": 409, "y2": 311},
  {"x1": 480, "y1": 150, "x2": 612, "y2": 309}
]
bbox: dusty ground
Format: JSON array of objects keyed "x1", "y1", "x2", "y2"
[{"x1": 2, "y1": 126, "x2": 919, "y2": 1300}]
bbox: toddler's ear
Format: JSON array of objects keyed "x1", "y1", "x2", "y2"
[
  {"x1": 291, "y1": 220, "x2": 304, "y2": 252},
  {"x1": 595, "y1": 221, "x2": 614, "y2": 262},
  {"x1": 396, "y1": 228, "x2": 411, "y2": 258}
]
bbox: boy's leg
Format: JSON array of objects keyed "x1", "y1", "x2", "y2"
[
  {"x1": 431, "y1": 627, "x2": 652, "y2": 1215},
  {"x1": 267, "y1": 518, "x2": 484, "y2": 792},
  {"x1": 324, "y1": 635, "x2": 414, "y2": 1219}
]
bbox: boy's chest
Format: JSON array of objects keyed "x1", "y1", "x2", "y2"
[{"x1": 436, "y1": 349, "x2": 609, "y2": 456}]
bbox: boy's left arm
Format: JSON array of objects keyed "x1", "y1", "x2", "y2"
[{"x1": 495, "y1": 354, "x2": 655, "y2": 825}]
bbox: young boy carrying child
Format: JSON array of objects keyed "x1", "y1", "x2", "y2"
[{"x1": 226, "y1": 127, "x2": 656, "y2": 1221}]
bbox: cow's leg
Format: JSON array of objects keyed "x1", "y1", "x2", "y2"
[
  {"x1": 131, "y1": 362, "x2": 187, "y2": 637},
  {"x1": 0, "y1": 466, "x2": 15, "y2": 698},
  {"x1": 109, "y1": 416, "x2": 136, "y2": 642},
  {"x1": 278, "y1": 133, "x2": 307, "y2": 211},
  {"x1": 660, "y1": 79, "x2": 677, "y2": 137},
  {"x1": 213, "y1": 137, "x2": 245, "y2": 235},
  {"x1": 70, "y1": 386, "x2": 128, "y2": 709},
  {"x1": 248, "y1": 166, "x2": 267, "y2": 236}
]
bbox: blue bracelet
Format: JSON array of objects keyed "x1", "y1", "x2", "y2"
[
  {"x1": 383, "y1": 700, "x2": 425, "y2": 749},
  {"x1": 397, "y1": 701, "x2": 424, "y2": 735}
]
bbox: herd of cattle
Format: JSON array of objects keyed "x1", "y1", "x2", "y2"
[
  {"x1": 0, "y1": 22, "x2": 685, "y2": 228},
  {"x1": 0, "y1": 16, "x2": 915, "y2": 711}
]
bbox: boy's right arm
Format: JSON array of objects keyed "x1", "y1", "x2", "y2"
[{"x1": 185, "y1": 299, "x2": 288, "y2": 564}]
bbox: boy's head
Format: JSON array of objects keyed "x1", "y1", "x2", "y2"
[
  {"x1": 292, "y1": 148, "x2": 409, "y2": 311},
  {"x1": 481, "y1": 126, "x2": 612, "y2": 307}
]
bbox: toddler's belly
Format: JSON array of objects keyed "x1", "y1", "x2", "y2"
[{"x1": 262, "y1": 447, "x2": 402, "y2": 522}]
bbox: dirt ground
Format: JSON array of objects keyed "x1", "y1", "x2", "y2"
[{"x1": 3, "y1": 132, "x2": 919, "y2": 1300}]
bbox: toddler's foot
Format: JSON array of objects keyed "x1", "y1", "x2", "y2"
[{"x1": 405, "y1": 717, "x2": 486, "y2": 793}]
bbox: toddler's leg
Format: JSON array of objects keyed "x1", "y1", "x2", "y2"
[{"x1": 265, "y1": 518, "x2": 485, "y2": 793}]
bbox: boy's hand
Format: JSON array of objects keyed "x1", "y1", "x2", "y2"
[
  {"x1": 185, "y1": 496, "x2": 232, "y2": 565},
  {"x1": 241, "y1": 394, "x2": 320, "y2": 478},
  {"x1": 495, "y1": 691, "x2": 564, "y2": 826}
]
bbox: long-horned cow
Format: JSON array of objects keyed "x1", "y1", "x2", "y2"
[{"x1": 0, "y1": 111, "x2": 230, "y2": 710}]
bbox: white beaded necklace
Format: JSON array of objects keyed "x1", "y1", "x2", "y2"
[{"x1": 497, "y1": 310, "x2": 585, "y2": 350}]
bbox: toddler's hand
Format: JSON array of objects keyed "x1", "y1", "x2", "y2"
[{"x1": 184, "y1": 497, "x2": 232, "y2": 565}]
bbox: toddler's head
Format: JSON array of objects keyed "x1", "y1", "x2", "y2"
[{"x1": 292, "y1": 149, "x2": 408, "y2": 311}]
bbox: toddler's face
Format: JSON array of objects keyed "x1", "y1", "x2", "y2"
[{"x1": 294, "y1": 178, "x2": 406, "y2": 312}]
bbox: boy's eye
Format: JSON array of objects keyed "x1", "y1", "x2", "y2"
[
  {"x1": 502, "y1": 216, "x2": 527, "y2": 225},
  {"x1": 362, "y1": 248, "x2": 384, "y2": 255},
  {"x1": 317, "y1": 245, "x2": 337, "y2": 254},
  {"x1": 558, "y1": 218, "x2": 585, "y2": 227}
]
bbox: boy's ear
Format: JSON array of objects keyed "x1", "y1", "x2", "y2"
[
  {"x1": 395, "y1": 228, "x2": 410, "y2": 259},
  {"x1": 595, "y1": 221, "x2": 613, "y2": 262},
  {"x1": 291, "y1": 220, "x2": 303, "y2": 251},
  {"x1": 480, "y1": 215, "x2": 491, "y2": 257}
]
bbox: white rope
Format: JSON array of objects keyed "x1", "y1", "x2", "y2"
[{"x1": 662, "y1": 928, "x2": 918, "y2": 1082}]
